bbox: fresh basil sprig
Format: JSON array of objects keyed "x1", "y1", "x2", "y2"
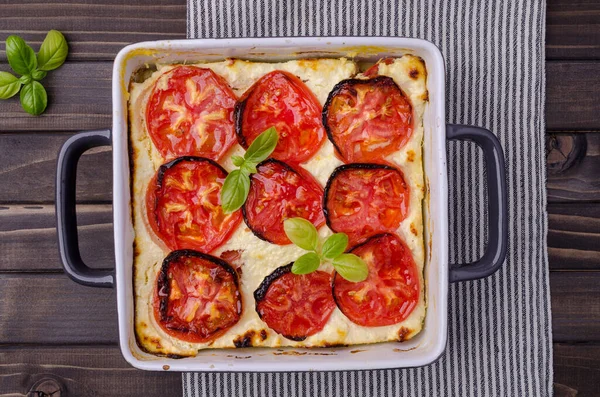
[
  {"x1": 0, "y1": 30, "x2": 68, "y2": 115},
  {"x1": 284, "y1": 218, "x2": 369, "y2": 282},
  {"x1": 220, "y1": 127, "x2": 279, "y2": 213}
]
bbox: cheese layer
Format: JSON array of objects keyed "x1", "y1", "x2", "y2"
[{"x1": 129, "y1": 56, "x2": 427, "y2": 356}]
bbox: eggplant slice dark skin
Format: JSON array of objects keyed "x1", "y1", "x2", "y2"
[
  {"x1": 155, "y1": 156, "x2": 229, "y2": 188},
  {"x1": 253, "y1": 263, "x2": 308, "y2": 341},
  {"x1": 322, "y1": 76, "x2": 407, "y2": 159},
  {"x1": 322, "y1": 162, "x2": 404, "y2": 232},
  {"x1": 156, "y1": 249, "x2": 241, "y2": 331}
]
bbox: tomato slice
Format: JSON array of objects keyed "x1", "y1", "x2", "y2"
[
  {"x1": 235, "y1": 70, "x2": 326, "y2": 163},
  {"x1": 323, "y1": 76, "x2": 413, "y2": 163},
  {"x1": 254, "y1": 264, "x2": 335, "y2": 341},
  {"x1": 333, "y1": 233, "x2": 419, "y2": 327},
  {"x1": 243, "y1": 159, "x2": 325, "y2": 245},
  {"x1": 324, "y1": 163, "x2": 409, "y2": 245},
  {"x1": 146, "y1": 66, "x2": 238, "y2": 161},
  {"x1": 146, "y1": 157, "x2": 242, "y2": 253},
  {"x1": 154, "y1": 250, "x2": 242, "y2": 343}
]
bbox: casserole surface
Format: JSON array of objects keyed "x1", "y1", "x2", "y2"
[{"x1": 129, "y1": 56, "x2": 428, "y2": 356}]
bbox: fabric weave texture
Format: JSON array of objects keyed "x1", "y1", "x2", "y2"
[{"x1": 184, "y1": 1, "x2": 551, "y2": 395}]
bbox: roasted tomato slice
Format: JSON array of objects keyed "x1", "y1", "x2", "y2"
[
  {"x1": 254, "y1": 264, "x2": 335, "y2": 341},
  {"x1": 323, "y1": 76, "x2": 413, "y2": 163},
  {"x1": 146, "y1": 157, "x2": 242, "y2": 253},
  {"x1": 243, "y1": 159, "x2": 325, "y2": 245},
  {"x1": 323, "y1": 163, "x2": 409, "y2": 244},
  {"x1": 154, "y1": 250, "x2": 242, "y2": 343},
  {"x1": 146, "y1": 66, "x2": 237, "y2": 161},
  {"x1": 333, "y1": 233, "x2": 419, "y2": 327},
  {"x1": 235, "y1": 70, "x2": 326, "y2": 163}
]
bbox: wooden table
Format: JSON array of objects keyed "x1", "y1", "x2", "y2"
[{"x1": 0, "y1": 1, "x2": 598, "y2": 395}]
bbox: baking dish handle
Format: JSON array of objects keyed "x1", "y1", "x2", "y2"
[
  {"x1": 446, "y1": 124, "x2": 508, "y2": 282},
  {"x1": 56, "y1": 129, "x2": 114, "y2": 288}
]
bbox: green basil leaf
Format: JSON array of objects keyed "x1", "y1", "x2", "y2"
[
  {"x1": 291, "y1": 252, "x2": 321, "y2": 275},
  {"x1": 240, "y1": 162, "x2": 257, "y2": 175},
  {"x1": 20, "y1": 81, "x2": 47, "y2": 115},
  {"x1": 283, "y1": 217, "x2": 318, "y2": 251},
  {"x1": 6, "y1": 35, "x2": 37, "y2": 75},
  {"x1": 37, "y1": 30, "x2": 69, "y2": 71},
  {"x1": 220, "y1": 169, "x2": 250, "y2": 214},
  {"x1": 243, "y1": 127, "x2": 278, "y2": 164},
  {"x1": 321, "y1": 233, "x2": 349, "y2": 260},
  {"x1": 31, "y1": 70, "x2": 47, "y2": 81},
  {"x1": 332, "y1": 253, "x2": 369, "y2": 282},
  {"x1": 0, "y1": 71, "x2": 22, "y2": 99},
  {"x1": 231, "y1": 155, "x2": 245, "y2": 167},
  {"x1": 19, "y1": 74, "x2": 32, "y2": 85}
]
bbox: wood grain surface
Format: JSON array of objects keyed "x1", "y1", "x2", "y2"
[
  {"x1": 553, "y1": 343, "x2": 600, "y2": 397},
  {"x1": 0, "y1": 0, "x2": 186, "y2": 62},
  {"x1": 0, "y1": 346, "x2": 181, "y2": 396},
  {"x1": 0, "y1": 205, "x2": 113, "y2": 271},
  {"x1": 0, "y1": 0, "x2": 599, "y2": 395}
]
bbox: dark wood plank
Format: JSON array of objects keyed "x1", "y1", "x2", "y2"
[
  {"x1": 548, "y1": 203, "x2": 600, "y2": 270},
  {"x1": 546, "y1": 62, "x2": 600, "y2": 131},
  {"x1": 0, "y1": 62, "x2": 112, "y2": 132},
  {"x1": 547, "y1": 0, "x2": 600, "y2": 60},
  {"x1": 0, "y1": 205, "x2": 114, "y2": 271},
  {"x1": 0, "y1": 345, "x2": 181, "y2": 397},
  {"x1": 0, "y1": 0, "x2": 186, "y2": 62},
  {"x1": 0, "y1": 133, "x2": 112, "y2": 203},
  {"x1": 0, "y1": 274, "x2": 118, "y2": 344},
  {"x1": 0, "y1": 59, "x2": 598, "y2": 132},
  {"x1": 554, "y1": 343, "x2": 600, "y2": 397},
  {"x1": 547, "y1": 133, "x2": 600, "y2": 203},
  {"x1": 550, "y1": 272, "x2": 600, "y2": 342}
]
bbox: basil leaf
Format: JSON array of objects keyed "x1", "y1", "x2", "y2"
[
  {"x1": 321, "y1": 233, "x2": 349, "y2": 260},
  {"x1": 231, "y1": 155, "x2": 245, "y2": 167},
  {"x1": 31, "y1": 70, "x2": 47, "y2": 81},
  {"x1": 283, "y1": 217, "x2": 318, "y2": 251},
  {"x1": 20, "y1": 81, "x2": 47, "y2": 116},
  {"x1": 332, "y1": 253, "x2": 369, "y2": 282},
  {"x1": 220, "y1": 169, "x2": 250, "y2": 214},
  {"x1": 244, "y1": 127, "x2": 278, "y2": 164},
  {"x1": 19, "y1": 74, "x2": 32, "y2": 85},
  {"x1": 37, "y1": 30, "x2": 69, "y2": 71},
  {"x1": 291, "y1": 252, "x2": 321, "y2": 275},
  {"x1": 0, "y1": 71, "x2": 22, "y2": 99},
  {"x1": 6, "y1": 35, "x2": 37, "y2": 75},
  {"x1": 240, "y1": 162, "x2": 257, "y2": 175}
]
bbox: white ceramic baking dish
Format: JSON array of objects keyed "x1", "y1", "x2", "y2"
[{"x1": 56, "y1": 37, "x2": 507, "y2": 372}]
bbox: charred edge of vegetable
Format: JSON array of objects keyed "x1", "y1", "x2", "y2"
[
  {"x1": 253, "y1": 262, "x2": 308, "y2": 342},
  {"x1": 233, "y1": 99, "x2": 248, "y2": 148},
  {"x1": 322, "y1": 163, "x2": 403, "y2": 231},
  {"x1": 322, "y1": 76, "x2": 404, "y2": 158},
  {"x1": 241, "y1": 158, "x2": 302, "y2": 244},
  {"x1": 155, "y1": 156, "x2": 229, "y2": 188},
  {"x1": 156, "y1": 249, "x2": 243, "y2": 325},
  {"x1": 253, "y1": 262, "x2": 293, "y2": 303}
]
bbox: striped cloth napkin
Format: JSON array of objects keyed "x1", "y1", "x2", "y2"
[{"x1": 184, "y1": 1, "x2": 552, "y2": 396}]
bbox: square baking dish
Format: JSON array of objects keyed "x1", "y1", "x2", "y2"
[{"x1": 56, "y1": 37, "x2": 507, "y2": 371}]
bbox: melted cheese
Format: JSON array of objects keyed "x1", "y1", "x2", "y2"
[{"x1": 129, "y1": 56, "x2": 427, "y2": 356}]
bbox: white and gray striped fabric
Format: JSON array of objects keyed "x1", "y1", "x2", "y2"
[{"x1": 184, "y1": 1, "x2": 552, "y2": 396}]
